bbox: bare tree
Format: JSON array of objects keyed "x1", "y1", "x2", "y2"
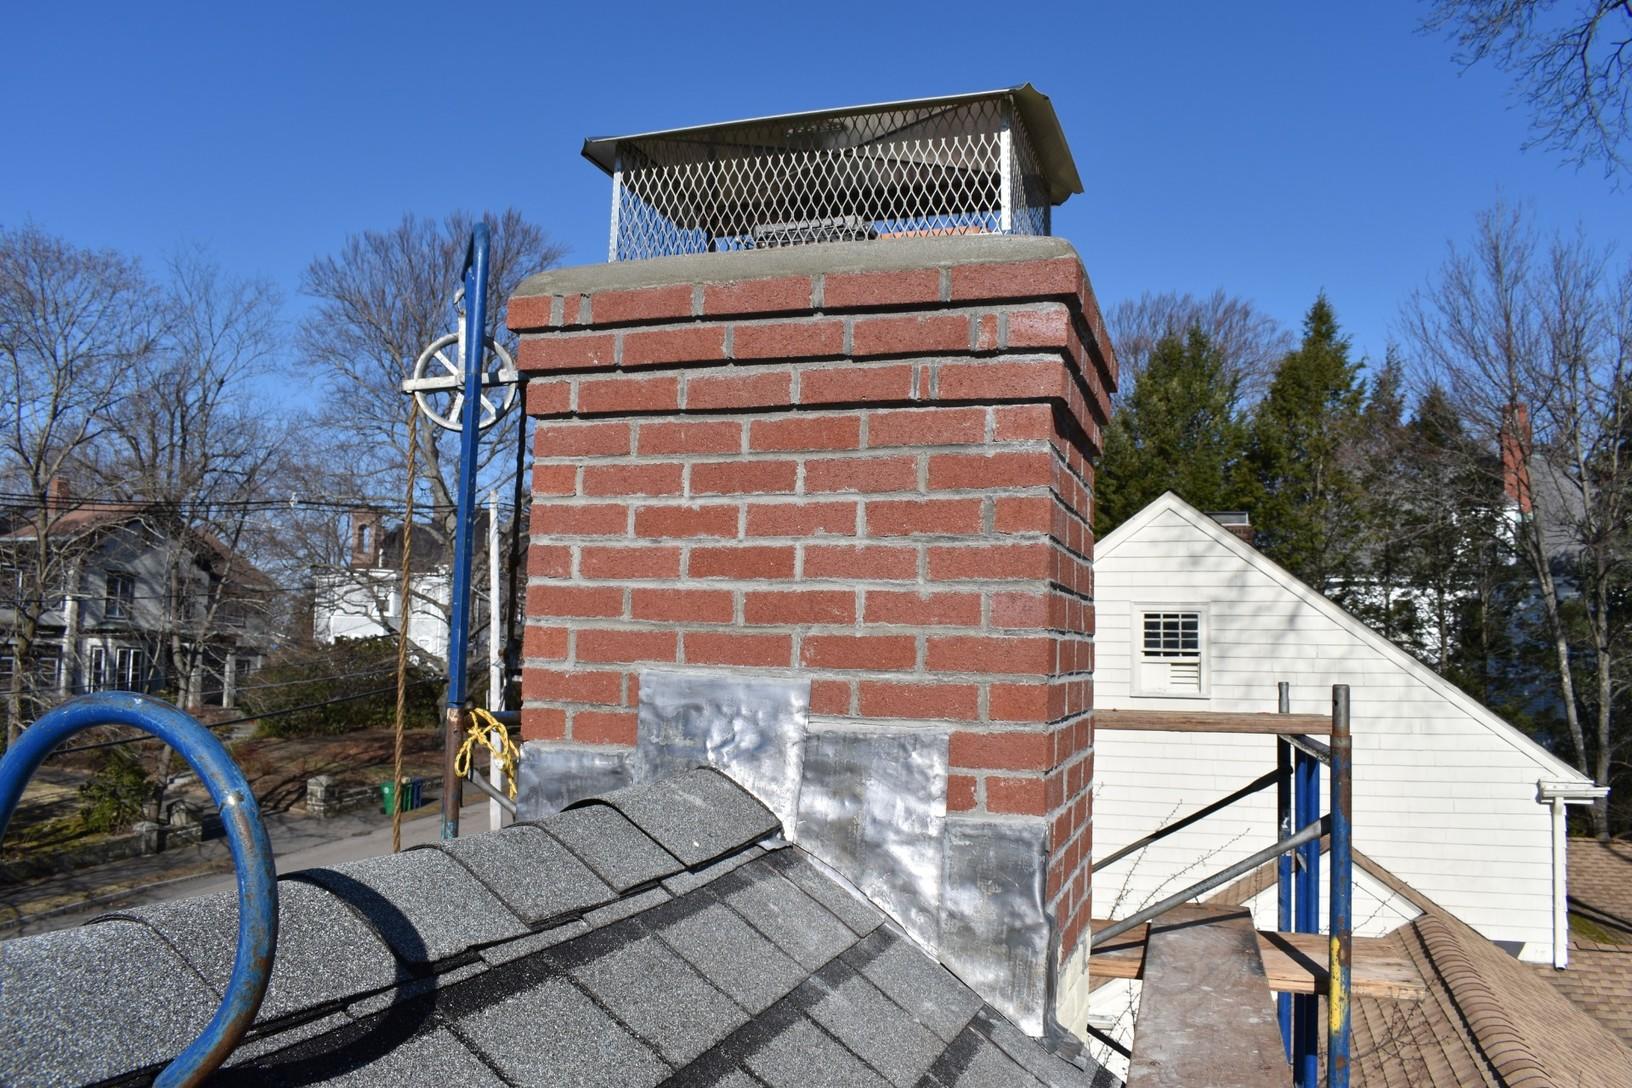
[
  {"x1": 1105, "y1": 289, "x2": 1290, "y2": 408},
  {"x1": 298, "y1": 210, "x2": 562, "y2": 654},
  {"x1": 99, "y1": 249, "x2": 288, "y2": 711},
  {"x1": 0, "y1": 225, "x2": 161, "y2": 746},
  {"x1": 1404, "y1": 204, "x2": 1632, "y2": 834},
  {"x1": 1429, "y1": 0, "x2": 1632, "y2": 178}
]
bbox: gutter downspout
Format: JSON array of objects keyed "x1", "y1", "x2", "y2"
[{"x1": 1538, "y1": 780, "x2": 1611, "y2": 969}]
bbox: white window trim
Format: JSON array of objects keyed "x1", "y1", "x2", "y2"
[{"x1": 1131, "y1": 603, "x2": 1211, "y2": 699}]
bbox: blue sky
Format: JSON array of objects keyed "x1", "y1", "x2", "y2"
[{"x1": 5, "y1": 2, "x2": 1627, "y2": 382}]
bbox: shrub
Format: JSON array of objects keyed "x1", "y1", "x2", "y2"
[
  {"x1": 78, "y1": 748, "x2": 154, "y2": 833},
  {"x1": 244, "y1": 636, "x2": 444, "y2": 737}
]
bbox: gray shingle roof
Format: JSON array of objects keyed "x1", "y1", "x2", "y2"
[{"x1": 0, "y1": 770, "x2": 1117, "y2": 1088}]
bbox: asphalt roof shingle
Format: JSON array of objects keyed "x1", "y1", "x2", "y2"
[{"x1": 0, "y1": 769, "x2": 1113, "y2": 1088}]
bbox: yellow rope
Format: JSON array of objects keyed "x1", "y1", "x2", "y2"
[
  {"x1": 455, "y1": 706, "x2": 521, "y2": 799},
  {"x1": 391, "y1": 401, "x2": 421, "y2": 853}
]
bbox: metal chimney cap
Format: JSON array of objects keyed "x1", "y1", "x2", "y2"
[{"x1": 581, "y1": 83, "x2": 1083, "y2": 206}]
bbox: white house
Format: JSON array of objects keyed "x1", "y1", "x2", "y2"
[
  {"x1": 310, "y1": 511, "x2": 457, "y2": 666},
  {"x1": 1083, "y1": 492, "x2": 1603, "y2": 1073},
  {"x1": 1089, "y1": 492, "x2": 1600, "y2": 952}
]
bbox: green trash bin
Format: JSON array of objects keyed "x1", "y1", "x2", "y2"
[{"x1": 381, "y1": 779, "x2": 408, "y2": 814}]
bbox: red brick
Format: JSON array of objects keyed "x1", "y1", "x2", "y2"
[
  {"x1": 577, "y1": 627, "x2": 677, "y2": 664},
  {"x1": 631, "y1": 588, "x2": 734, "y2": 623},
  {"x1": 517, "y1": 333, "x2": 615, "y2": 372},
  {"x1": 867, "y1": 407, "x2": 986, "y2": 447},
  {"x1": 702, "y1": 276, "x2": 813, "y2": 316},
  {"x1": 865, "y1": 498, "x2": 982, "y2": 536},
  {"x1": 986, "y1": 774, "x2": 1048, "y2": 815},
  {"x1": 749, "y1": 415, "x2": 861, "y2": 452},
  {"x1": 523, "y1": 624, "x2": 569, "y2": 660},
  {"x1": 633, "y1": 504, "x2": 738, "y2": 539},
  {"x1": 527, "y1": 545, "x2": 572, "y2": 577},
  {"x1": 507, "y1": 294, "x2": 554, "y2": 331},
  {"x1": 975, "y1": 313, "x2": 999, "y2": 351},
  {"x1": 622, "y1": 325, "x2": 727, "y2": 367},
  {"x1": 523, "y1": 668, "x2": 624, "y2": 704},
  {"x1": 928, "y1": 541, "x2": 1054, "y2": 581},
  {"x1": 992, "y1": 404, "x2": 1057, "y2": 441},
  {"x1": 689, "y1": 545, "x2": 796, "y2": 580},
  {"x1": 802, "y1": 634, "x2": 916, "y2": 670},
  {"x1": 685, "y1": 631, "x2": 792, "y2": 667},
  {"x1": 745, "y1": 501, "x2": 856, "y2": 537},
  {"x1": 691, "y1": 460, "x2": 798, "y2": 496},
  {"x1": 592, "y1": 284, "x2": 693, "y2": 324},
  {"x1": 533, "y1": 463, "x2": 577, "y2": 496},
  {"x1": 950, "y1": 730, "x2": 1052, "y2": 771},
  {"x1": 579, "y1": 544, "x2": 681, "y2": 580},
  {"x1": 800, "y1": 364, "x2": 913, "y2": 405},
  {"x1": 638, "y1": 419, "x2": 742, "y2": 456},
  {"x1": 994, "y1": 496, "x2": 1055, "y2": 534},
  {"x1": 532, "y1": 503, "x2": 629, "y2": 536},
  {"x1": 687, "y1": 369, "x2": 793, "y2": 410},
  {"x1": 539, "y1": 422, "x2": 629, "y2": 459},
  {"x1": 582, "y1": 462, "x2": 683, "y2": 496},
  {"x1": 939, "y1": 359, "x2": 1065, "y2": 401},
  {"x1": 949, "y1": 258, "x2": 1080, "y2": 302},
  {"x1": 578, "y1": 374, "x2": 681, "y2": 414},
  {"x1": 858, "y1": 680, "x2": 979, "y2": 720},
  {"x1": 805, "y1": 455, "x2": 917, "y2": 494},
  {"x1": 1006, "y1": 305, "x2": 1072, "y2": 348},
  {"x1": 810, "y1": 679, "x2": 853, "y2": 715},
  {"x1": 990, "y1": 591, "x2": 1051, "y2": 629},
  {"x1": 734, "y1": 318, "x2": 843, "y2": 360},
  {"x1": 822, "y1": 268, "x2": 940, "y2": 309},
  {"x1": 803, "y1": 544, "x2": 917, "y2": 580},
  {"x1": 989, "y1": 682, "x2": 1055, "y2": 723},
  {"x1": 927, "y1": 635, "x2": 1054, "y2": 675},
  {"x1": 520, "y1": 705, "x2": 566, "y2": 740},
  {"x1": 745, "y1": 590, "x2": 855, "y2": 625},
  {"x1": 574, "y1": 709, "x2": 638, "y2": 745},
  {"x1": 851, "y1": 314, "x2": 969, "y2": 357},
  {"x1": 525, "y1": 379, "x2": 572, "y2": 415},
  {"x1": 527, "y1": 584, "x2": 625, "y2": 619},
  {"x1": 947, "y1": 774, "x2": 979, "y2": 812},
  {"x1": 928, "y1": 451, "x2": 1052, "y2": 491},
  {"x1": 863, "y1": 590, "x2": 981, "y2": 627}
]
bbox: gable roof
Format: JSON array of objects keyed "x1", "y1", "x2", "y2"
[
  {"x1": 1096, "y1": 491, "x2": 1588, "y2": 785},
  {"x1": 0, "y1": 768, "x2": 1114, "y2": 1088}
]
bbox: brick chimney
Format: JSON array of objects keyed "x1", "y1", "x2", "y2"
[
  {"x1": 1501, "y1": 403, "x2": 1533, "y2": 515},
  {"x1": 1208, "y1": 510, "x2": 1254, "y2": 546},
  {"x1": 46, "y1": 476, "x2": 71, "y2": 512},
  {"x1": 510, "y1": 235, "x2": 1114, "y2": 1037},
  {"x1": 349, "y1": 510, "x2": 382, "y2": 569}
]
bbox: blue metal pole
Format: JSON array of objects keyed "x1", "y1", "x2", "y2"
[
  {"x1": 1328, "y1": 685, "x2": 1353, "y2": 1088},
  {"x1": 1277, "y1": 684, "x2": 1293, "y2": 1059},
  {"x1": 1293, "y1": 743, "x2": 1320, "y2": 1087},
  {"x1": 0, "y1": 693, "x2": 277, "y2": 1087},
  {"x1": 440, "y1": 223, "x2": 491, "y2": 842}
]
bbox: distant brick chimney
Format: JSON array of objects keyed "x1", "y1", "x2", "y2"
[
  {"x1": 46, "y1": 476, "x2": 72, "y2": 512},
  {"x1": 1207, "y1": 510, "x2": 1254, "y2": 546},
  {"x1": 349, "y1": 510, "x2": 382, "y2": 569},
  {"x1": 1501, "y1": 404, "x2": 1533, "y2": 515}
]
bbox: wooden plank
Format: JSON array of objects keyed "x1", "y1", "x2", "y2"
[
  {"x1": 1127, "y1": 908, "x2": 1291, "y2": 1088},
  {"x1": 1098, "y1": 708, "x2": 1331, "y2": 736},
  {"x1": 1090, "y1": 912, "x2": 1426, "y2": 1001}
]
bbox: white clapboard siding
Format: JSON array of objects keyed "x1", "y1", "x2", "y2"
[{"x1": 1091, "y1": 493, "x2": 1590, "y2": 963}]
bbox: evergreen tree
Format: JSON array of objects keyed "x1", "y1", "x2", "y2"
[
  {"x1": 1094, "y1": 326, "x2": 1248, "y2": 535},
  {"x1": 1241, "y1": 295, "x2": 1368, "y2": 597},
  {"x1": 1347, "y1": 352, "x2": 1416, "y2": 643}
]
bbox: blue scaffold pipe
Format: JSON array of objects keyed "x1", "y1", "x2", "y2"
[
  {"x1": 0, "y1": 692, "x2": 277, "y2": 1087},
  {"x1": 441, "y1": 222, "x2": 491, "y2": 841},
  {"x1": 1328, "y1": 685, "x2": 1354, "y2": 1088},
  {"x1": 1293, "y1": 743, "x2": 1321, "y2": 1088}
]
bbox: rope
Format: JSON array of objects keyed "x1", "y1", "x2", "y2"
[
  {"x1": 455, "y1": 706, "x2": 520, "y2": 799},
  {"x1": 391, "y1": 402, "x2": 421, "y2": 853}
]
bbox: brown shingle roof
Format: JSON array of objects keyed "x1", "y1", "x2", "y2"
[
  {"x1": 1569, "y1": 837, "x2": 1632, "y2": 939},
  {"x1": 1536, "y1": 942, "x2": 1632, "y2": 1052}
]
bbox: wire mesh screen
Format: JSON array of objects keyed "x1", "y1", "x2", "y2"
[{"x1": 608, "y1": 97, "x2": 1051, "y2": 261}]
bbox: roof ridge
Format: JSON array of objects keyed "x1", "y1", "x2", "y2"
[{"x1": 1415, "y1": 912, "x2": 1552, "y2": 1087}]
